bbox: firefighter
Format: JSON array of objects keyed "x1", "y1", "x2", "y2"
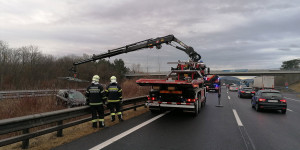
[
  {"x1": 85, "y1": 75, "x2": 106, "y2": 128},
  {"x1": 106, "y1": 76, "x2": 123, "y2": 122}
]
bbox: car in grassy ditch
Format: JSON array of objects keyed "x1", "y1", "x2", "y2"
[
  {"x1": 251, "y1": 89, "x2": 287, "y2": 114},
  {"x1": 56, "y1": 90, "x2": 86, "y2": 108}
]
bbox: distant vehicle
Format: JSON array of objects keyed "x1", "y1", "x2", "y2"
[
  {"x1": 238, "y1": 87, "x2": 255, "y2": 98},
  {"x1": 56, "y1": 90, "x2": 86, "y2": 108},
  {"x1": 251, "y1": 89, "x2": 287, "y2": 114},
  {"x1": 253, "y1": 76, "x2": 274, "y2": 90},
  {"x1": 204, "y1": 75, "x2": 220, "y2": 93},
  {"x1": 229, "y1": 85, "x2": 238, "y2": 91}
]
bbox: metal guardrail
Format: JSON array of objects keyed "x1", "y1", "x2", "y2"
[
  {"x1": 0, "y1": 89, "x2": 85, "y2": 100},
  {"x1": 0, "y1": 96, "x2": 147, "y2": 149}
]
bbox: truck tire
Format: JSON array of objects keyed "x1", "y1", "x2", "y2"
[
  {"x1": 201, "y1": 97, "x2": 206, "y2": 108},
  {"x1": 150, "y1": 106, "x2": 161, "y2": 114},
  {"x1": 150, "y1": 109, "x2": 160, "y2": 114},
  {"x1": 194, "y1": 101, "x2": 199, "y2": 116},
  {"x1": 198, "y1": 100, "x2": 201, "y2": 113}
]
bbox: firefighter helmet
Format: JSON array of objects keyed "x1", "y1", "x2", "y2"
[
  {"x1": 110, "y1": 76, "x2": 117, "y2": 83},
  {"x1": 92, "y1": 75, "x2": 100, "y2": 82}
]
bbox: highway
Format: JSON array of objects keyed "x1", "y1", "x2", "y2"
[{"x1": 53, "y1": 87, "x2": 300, "y2": 150}]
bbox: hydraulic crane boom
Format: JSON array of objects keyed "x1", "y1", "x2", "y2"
[{"x1": 71, "y1": 34, "x2": 201, "y2": 75}]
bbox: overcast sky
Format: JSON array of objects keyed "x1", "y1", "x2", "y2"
[{"x1": 1, "y1": 0, "x2": 300, "y2": 72}]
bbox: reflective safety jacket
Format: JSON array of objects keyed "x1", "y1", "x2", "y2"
[
  {"x1": 106, "y1": 82, "x2": 122, "y2": 103},
  {"x1": 85, "y1": 83, "x2": 105, "y2": 105}
]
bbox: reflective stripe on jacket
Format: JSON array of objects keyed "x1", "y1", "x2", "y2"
[
  {"x1": 106, "y1": 82, "x2": 122, "y2": 103},
  {"x1": 85, "y1": 83, "x2": 105, "y2": 105}
]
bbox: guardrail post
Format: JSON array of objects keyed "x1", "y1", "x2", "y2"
[
  {"x1": 22, "y1": 128, "x2": 29, "y2": 149},
  {"x1": 57, "y1": 120, "x2": 63, "y2": 137},
  {"x1": 134, "y1": 101, "x2": 137, "y2": 111}
]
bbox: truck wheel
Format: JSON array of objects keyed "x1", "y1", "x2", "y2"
[
  {"x1": 150, "y1": 107, "x2": 161, "y2": 114},
  {"x1": 198, "y1": 100, "x2": 201, "y2": 113},
  {"x1": 194, "y1": 101, "x2": 199, "y2": 116},
  {"x1": 150, "y1": 109, "x2": 160, "y2": 114},
  {"x1": 201, "y1": 97, "x2": 206, "y2": 107}
]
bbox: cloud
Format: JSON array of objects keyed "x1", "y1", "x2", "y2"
[{"x1": 1, "y1": 0, "x2": 300, "y2": 71}]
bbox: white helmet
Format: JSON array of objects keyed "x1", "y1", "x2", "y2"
[
  {"x1": 92, "y1": 75, "x2": 100, "y2": 82},
  {"x1": 110, "y1": 76, "x2": 117, "y2": 83}
]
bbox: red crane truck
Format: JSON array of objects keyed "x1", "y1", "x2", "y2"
[{"x1": 136, "y1": 61, "x2": 207, "y2": 116}]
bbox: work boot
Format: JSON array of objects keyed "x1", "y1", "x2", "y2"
[
  {"x1": 118, "y1": 115, "x2": 124, "y2": 122},
  {"x1": 111, "y1": 115, "x2": 115, "y2": 122},
  {"x1": 99, "y1": 121, "x2": 105, "y2": 128},
  {"x1": 92, "y1": 122, "x2": 97, "y2": 128}
]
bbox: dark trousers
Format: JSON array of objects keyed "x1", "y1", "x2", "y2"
[
  {"x1": 108, "y1": 102, "x2": 122, "y2": 118},
  {"x1": 90, "y1": 105, "x2": 104, "y2": 127}
]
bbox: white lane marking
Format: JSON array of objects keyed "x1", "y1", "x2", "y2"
[
  {"x1": 287, "y1": 108, "x2": 293, "y2": 112},
  {"x1": 233, "y1": 109, "x2": 243, "y2": 126},
  {"x1": 90, "y1": 111, "x2": 170, "y2": 150},
  {"x1": 284, "y1": 97, "x2": 299, "y2": 102},
  {"x1": 228, "y1": 96, "x2": 231, "y2": 100}
]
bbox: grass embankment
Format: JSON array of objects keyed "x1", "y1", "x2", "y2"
[
  {"x1": 290, "y1": 81, "x2": 300, "y2": 93},
  {"x1": 289, "y1": 81, "x2": 300, "y2": 98},
  {"x1": 0, "y1": 79, "x2": 150, "y2": 150}
]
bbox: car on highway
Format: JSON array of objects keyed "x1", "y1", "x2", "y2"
[
  {"x1": 238, "y1": 87, "x2": 255, "y2": 98},
  {"x1": 56, "y1": 90, "x2": 86, "y2": 108},
  {"x1": 251, "y1": 89, "x2": 287, "y2": 114},
  {"x1": 229, "y1": 85, "x2": 238, "y2": 91}
]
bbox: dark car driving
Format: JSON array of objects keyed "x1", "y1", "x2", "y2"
[
  {"x1": 251, "y1": 89, "x2": 287, "y2": 114},
  {"x1": 56, "y1": 90, "x2": 86, "y2": 108},
  {"x1": 238, "y1": 87, "x2": 255, "y2": 98}
]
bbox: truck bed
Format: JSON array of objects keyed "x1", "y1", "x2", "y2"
[{"x1": 136, "y1": 78, "x2": 203, "y2": 88}]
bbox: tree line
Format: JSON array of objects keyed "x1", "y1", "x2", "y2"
[
  {"x1": 0, "y1": 41, "x2": 129, "y2": 90},
  {"x1": 280, "y1": 59, "x2": 300, "y2": 70}
]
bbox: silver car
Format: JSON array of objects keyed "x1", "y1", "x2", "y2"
[
  {"x1": 56, "y1": 90, "x2": 86, "y2": 108},
  {"x1": 229, "y1": 85, "x2": 238, "y2": 91}
]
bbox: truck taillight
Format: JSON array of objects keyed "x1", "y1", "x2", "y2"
[
  {"x1": 187, "y1": 99, "x2": 196, "y2": 102},
  {"x1": 241, "y1": 91, "x2": 245, "y2": 93},
  {"x1": 251, "y1": 91, "x2": 255, "y2": 93},
  {"x1": 280, "y1": 99, "x2": 286, "y2": 103},
  {"x1": 259, "y1": 98, "x2": 266, "y2": 102},
  {"x1": 148, "y1": 96, "x2": 156, "y2": 101}
]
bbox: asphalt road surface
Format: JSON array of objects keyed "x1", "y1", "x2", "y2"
[{"x1": 53, "y1": 87, "x2": 300, "y2": 150}]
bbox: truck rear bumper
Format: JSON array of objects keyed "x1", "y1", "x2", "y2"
[
  {"x1": 146, "y1": 102, "x2": 195, "y2": 109},
  {"x1": 160, "y1": 104, "x2": 195, "y2": 108}
]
